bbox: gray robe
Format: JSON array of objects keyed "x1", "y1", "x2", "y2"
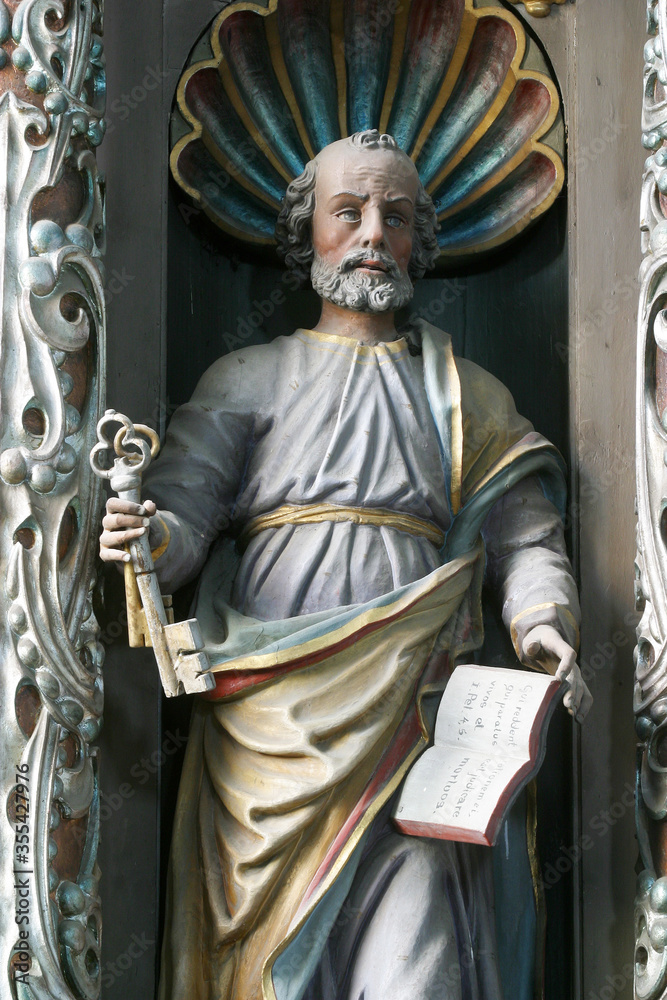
[
  {"x1": 145, "y1": 323, "x2": 579, "y2": 1000},
  {"x1": 145, "y1": 325, "x2": 578, "y2": 645}
]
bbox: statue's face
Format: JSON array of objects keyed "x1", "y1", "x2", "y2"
[{"x1": 309, "y1": 143, "x2": 419, "y2": 313}]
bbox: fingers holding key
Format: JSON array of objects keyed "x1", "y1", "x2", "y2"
[
  {"x1": 100, "y1": 497, "x2": 157, "y2": 563},
  {"x1": 99, "y1": 527, "x2": 147, "y2": 561},
  {"x1": 105, "y1": 497, "x2": 156, "y2": 521}
]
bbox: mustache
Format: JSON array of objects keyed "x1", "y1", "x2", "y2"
[{"x1": 337, "y1": 248, "x2": 401, "y2": 279}]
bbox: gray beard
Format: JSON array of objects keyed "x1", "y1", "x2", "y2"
[{"x1": 310, "y1": 251, "x2": 414, "y2": 313}]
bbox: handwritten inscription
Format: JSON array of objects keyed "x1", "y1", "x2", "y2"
[
  {"x1": 452, "y1": 676, "x2": 534, "y2": 752},
  {"x1": 432, "y1": 755, "x2": 507, "y2": 821},
  {"x1": 395, "y1": 665, "x2": 558, "y2": 842},
  {"x1": 435, "y1": 758, "x2": 470, "y2": 811},
  {"x1": 508, "y1": 684, "x2": 533, "y2": 748},
  {"x1": 429, "y1": 670, "x2": 543, "y2": 826}
]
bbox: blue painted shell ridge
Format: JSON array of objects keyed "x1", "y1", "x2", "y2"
[
  {"x1": 182, "y1": 65, "x2": 287, "y2": 207},
  {"x1": 416, "y1": 16, "x2": 518, "y2": 187},
  {"x1": 386, "y1": 0, "x2": 466, "y2": 152},
  {"x1": 278, "y1": 0, "x2": 343, "y2": 150},
  {"x1": 218, "y1": 8, "x2": 310, "y2": 176},
  {"x1": 174, "y1": 137, "x2": 278, "y2": 240},
  {"x1": 171, "y1": 0, "x2": 565, "y2": 260},
  {"x1": 343, "y1": 0, "x2": 395, "y2": 134},
  {"x1": 433, "y1": 76, "x2": 554, "y2": 217},
  {"x1": 438, "y1": 152, "x2": 559, "y2": 252}
]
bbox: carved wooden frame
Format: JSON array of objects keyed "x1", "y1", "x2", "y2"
[
  {"x1": 0, "y1": 0, "x2": 593, "y2": 998},
  {"x1": 0, "y1": 1, "x2": 106, "y2": 997},
  {"x1": 636, "y1": 2, "x2": 667, "y2": 997}
]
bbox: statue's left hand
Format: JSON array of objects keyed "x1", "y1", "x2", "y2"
[{"x1": 522, "y1": 625, "x2": 592, "y2": 723}]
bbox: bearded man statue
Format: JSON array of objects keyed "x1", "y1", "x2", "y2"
[{"x1": 100, "y1": 130, "x2": 590, "y2": 1000}]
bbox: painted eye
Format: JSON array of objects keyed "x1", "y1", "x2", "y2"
[
  {"x1": 337, "y1": 209, "x2": 360, "y2": 223},
  {"x1": 386, "y1": 215, "x2": 406, "y2": 228}
]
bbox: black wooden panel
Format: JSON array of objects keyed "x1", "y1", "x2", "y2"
[{"x1": 97, "y1": 0, "x2": 169, "y2": 993}]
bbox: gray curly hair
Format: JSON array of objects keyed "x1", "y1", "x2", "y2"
[{"x1": 275, "y1": 130, "x2": 440, "y2": 283}]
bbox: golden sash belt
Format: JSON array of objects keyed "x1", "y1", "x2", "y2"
[{"x1": 240, "y1": 503, "x2": 445, "y2": 548}]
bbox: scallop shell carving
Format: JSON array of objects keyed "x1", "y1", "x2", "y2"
[{"x1": 170, "y1": 0, "x2": 565, "y2": 262}]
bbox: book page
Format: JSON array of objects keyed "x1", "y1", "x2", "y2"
[
  {"x1": 394, "y1": 746, "x2": 523, "y2": 836},
  {"x1": 434, "y1": 664, "x2": 557, "y2": 759},
  {"x1": 395, "y1": 665, "x2": 561, "y2": 843}
]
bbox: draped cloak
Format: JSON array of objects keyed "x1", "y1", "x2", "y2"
[{"x1": 144, "y1": 322, "x2": 580, "y2": 1000}]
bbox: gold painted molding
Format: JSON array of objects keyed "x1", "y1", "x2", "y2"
[{"x1": 507, "y1": 0, "x2": 567, "y2": 16}]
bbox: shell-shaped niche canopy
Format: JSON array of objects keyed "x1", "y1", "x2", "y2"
[{"x1": 170, "y1": 0, "x2": 565, "y2": 264}]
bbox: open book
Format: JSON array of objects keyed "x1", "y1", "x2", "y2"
[{"x1": 393, "y1": 664, "x2": 562, "y2": 846}]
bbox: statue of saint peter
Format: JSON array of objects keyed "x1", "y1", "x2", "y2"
[{"x1": 100, "y1": 130, "x2": 590, "y2": 1000}]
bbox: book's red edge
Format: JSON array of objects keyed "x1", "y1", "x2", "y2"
[
  {"x1": 393, "y1": 818, "x2": 491, "y2": 846},
  {"x1": 394, "y1": 674, "x2": 562, "y2": 847},
  {"x1": 481, "y1": 676, "x2": 562, "y2": 845}
]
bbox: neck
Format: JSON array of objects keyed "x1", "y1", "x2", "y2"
[{"x1": 313, "y1": 299, "x2": 399, "y2": 344}]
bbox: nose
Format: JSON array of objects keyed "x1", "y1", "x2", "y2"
[{"x1": 360, "y1": 208, "x2": 386, "y2": 249}]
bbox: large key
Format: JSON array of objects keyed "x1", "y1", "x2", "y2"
[{"x1": 90, "y1": 410, "x2": 215, "y2": 697}]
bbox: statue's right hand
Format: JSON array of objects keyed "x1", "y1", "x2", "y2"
[{"x1": 100, "y1": 498, "x2": 157, "y2": 564}]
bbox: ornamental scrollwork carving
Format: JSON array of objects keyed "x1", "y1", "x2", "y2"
[
  {"x1": 636, "y1": 3, "x2": 667, "y2": 999},
  {"x1": 0, "y1": 0, "x2": 106, "y2": 997}
]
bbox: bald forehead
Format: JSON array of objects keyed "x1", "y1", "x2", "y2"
[{"x1": 313, "y1": 142, "x2": 420, "y2": 204}]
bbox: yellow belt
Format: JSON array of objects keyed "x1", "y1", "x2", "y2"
[{"x1": 240, "y1": 503, "x2": 445, "y2": 548}]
